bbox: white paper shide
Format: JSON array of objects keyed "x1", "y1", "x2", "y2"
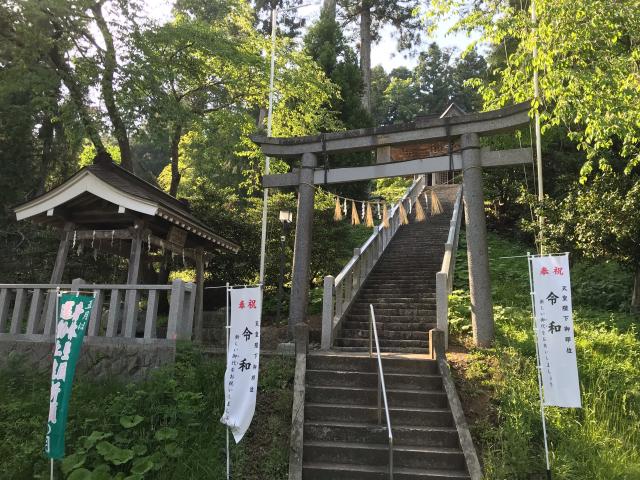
[
  {"x1": 220, "y1": 287, "x2": 262, "y2": 442},
  {"x1": 531, "y1": 254, "x2": 581, "y2": 408}
]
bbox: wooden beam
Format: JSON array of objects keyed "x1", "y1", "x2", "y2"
[
  {"x1": 49, "y1": 222, "x2": 74, "y2": 283},
  {"x1": 252, "y1": 102, "x2": 531, "y2": 157},
  {"x1": 263, "y1": 148, "x2": 532, "y2": 187}
]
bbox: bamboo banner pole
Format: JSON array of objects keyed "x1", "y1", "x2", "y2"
[
  {"x1": 259, "y1": 7, "x2": 278, "y2": 287},
  {"x1": 225, "y1": 282, "x2": 231, "y2": 480},
  {"x1": 527, "y1": 253, "x2": 552, "y2": 479},
  {"x1": 532, "y1": 0, "x2": 545, "y2": 253}
]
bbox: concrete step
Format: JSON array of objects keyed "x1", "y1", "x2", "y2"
[
  {"x1": 305, "y1": 385, "x2": 447, "y2": 408},
  {"x1": 303, "y1": 462, "x2": 470, "y2": 480},
  {"x1": 364, "y1": 278, "x2": 438, "y2": 285},
  {"x1": 304, "y1": 420, "x2": 457, "y2": 443},
  {"x1": 306, "y1": 354, "x2": 438, "y2": 375},
  {"x1": 343, "y1": 321, "x2": 436, "y2": 332},
  {"x1": 350, "y1": 301, "x2": 436, "y2": 309},
  {"x1": 341, "y1": 329, "x2": 429, "y2": 341},
  {"x1": 348, "y1": 307, "x2": 435, "y2": 316},
  {"x1": 369, "y1": 271, "x2": 439, "y2": 275},
  {"x1": 354, "y1": 293, "x2": 436, "y2": 310},
  {"x1": 347, "y1": 310, "x2": 435, "y2": 316},
  {"x1": 357, "y1": 287, "x2": 436, "y2": 292},
  {"x1": 334, "y1": 345, "x2": 429, "y2": 353},
  {"x1": 305, "y1": 402, "x2": 453, "y2": 428},
  {"x1": 334, "y1": 338, "x2": 428, "y2": 350},
  {"x1": 304, "y1": 441, "x2": 466, "y2": 471},
  {"x1": 306, "y1": 369, "x2": 443, "y2": 390}
]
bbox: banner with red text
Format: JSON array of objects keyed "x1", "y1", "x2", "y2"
[
  {"x1": 220, "y1": 287, "x2": 262, "y2": 442},
  {"x1": 530, "y1": 254, "x2": 581, "y2": 408}
]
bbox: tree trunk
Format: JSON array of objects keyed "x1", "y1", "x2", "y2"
[
  {"x1": 324, "y1": 0, "x2": 336, "y2": 18},
  {"x1": 37, "y1": 113, "x2": 55, "y2": 195},
  {"x1": 169, "y1": 125, "x2": 183, "y2": 197},
  {"x1": 48, "y1": 44, "x2": 107, "y2": 156},
  {"x1": 359, "y1": 1, "x2": 372, "y2": 113},
  {"x1": 92, "y1": 3, "x2": 133, "y2": 172},
  {"x1": 632, "y1": 264, "x2": 640, "y2": 310}
]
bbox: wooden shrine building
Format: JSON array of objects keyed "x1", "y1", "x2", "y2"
[{"x1": 4, "y1": 155, "x2": 239, "y2": 349}]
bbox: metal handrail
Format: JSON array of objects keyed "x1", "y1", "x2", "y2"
[{"x1": 369, "y1": 304, "x2": 394, "y2": 480}]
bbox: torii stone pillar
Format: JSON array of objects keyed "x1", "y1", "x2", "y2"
[
  {"x1": 289, "y1": 152, "x2": 317, "y2": 336},
  {"x1": 461, "y1": 133, "x2": 494, "y2": 347}
]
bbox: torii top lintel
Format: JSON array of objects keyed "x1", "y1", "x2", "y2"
[{"x1": 251, "y1": 102, "x2": 531, "y2": 158}]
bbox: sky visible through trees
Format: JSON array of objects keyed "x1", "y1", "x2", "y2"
[{"x1": 139, "y1": 0, "x2": 478, "y2": 70}]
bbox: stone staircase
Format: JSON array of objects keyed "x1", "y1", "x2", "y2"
[
  {"x1": 334, "y1": 185, "x2": 459, "y2": 353},
  {"x1": 302, "y1": 353, "x2": 470, "y2": 480},
  {"x1": 296, "y1": 184, "x2": 474, "y2": 480}
]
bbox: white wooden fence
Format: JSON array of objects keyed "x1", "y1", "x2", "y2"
[{"x1": 0, "y1": 279, "x2": 196, "y2": 342}]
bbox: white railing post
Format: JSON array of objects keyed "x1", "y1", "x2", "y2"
[
  {"x1": 436, "y1": 272, "x2": 449, "y2": 349},
  {"x1": 144, "y1": 289, "x2": 159, "y2": 339},
  {"x1": 183, "y1": 283, "x2": 196, "y2": 340},
  {"x1": 435, "y1": 185, "x2": 464, "y2": 351},
  {"x1": 321, "y1": 275, "x2": 335, "y2": 350},
  {"x1": 0, "y1": 288, "x2": 10, "y2": 333},
  {"x1": 105, "y1": 289, "x2": 121, "y2": 337},
  {"x1": 26, "y1": 288, "x2": 44, "y2": 334},
  {"x1": 87, "y1": 289, "x2": 105, "y2": 337},
  {"x1": 167, "y1": 279, "x2": 186, "y2": 340},
  {"x1": 353, "y1": 248, "x2": 361, "y2": 292},
  {"x1": 335, "y1": 281, "x2": 344, "y2": 318},
  {"x1": 10, "y1": 288, "x2": 27, "y2": 334}
]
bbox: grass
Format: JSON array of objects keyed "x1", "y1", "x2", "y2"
[
  {"x1": 0, "y1": 344, "x2": 294, "y2": 480},
  {"x1": 449, "y1": 232, "x2": 640, "y2": 480}
]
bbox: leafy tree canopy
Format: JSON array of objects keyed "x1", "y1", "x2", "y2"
[{"x1": 426, "y1": 0, "x2": 640, "y2": 174}]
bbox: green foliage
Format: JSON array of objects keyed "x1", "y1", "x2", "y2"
[
  {"x1": 426, "y1": 0, "x2": 640, "y2": 171},
  {"x1": 0, "y1": 345, "x2": 294, "y2": 480},
  {"x1": 370, "y1": 43, "x2": 487, "y2": 126},
  {"x1": 450, "y1": 231, "x2": 640, "y2": 479},
  {"x1": 304, "y1": 4, "x2": 370, "y2": 130},
  {"x1": 371, "y1": 177, "x2": 413, "y2": 204},
  {"x1": 546, "y1": 172, "x2": 640, "y2": 269}
]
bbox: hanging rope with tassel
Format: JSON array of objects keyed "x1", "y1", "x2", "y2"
[
  {"x1": 430, "y1": 189, "x2": 444, "y2": 216},
  {"x1": 414, "y1": 197, "x2": 427, "y2": 222},
  {"x1": 382, "y1": 203, "x2": 390, "y2": 229},
  {"x1": 365, "y1": 203, "x2": 374, "y2": 227},
  {"x1": 334, "y1": 197, "x2": 343, "y2": 221},
  {"x1": 351, "y1": 200, "x2": 360, "y2": 225},
  {"x1": 398, "y1": 201, "x2": 409, "y2": 225}
]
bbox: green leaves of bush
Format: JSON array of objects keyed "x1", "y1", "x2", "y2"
[
  {"x1": 96, "y1": 441, "x2": 134, "y2": 465},
  {"x1": 153, "y1": 427, "x2": 177, "y2": 442},
  {"x1": 119, "y1": 416, "x2": 144, "y2": 429},
  {"x1": 62, "y1": 414, "x2": 183, "y2": 479}
]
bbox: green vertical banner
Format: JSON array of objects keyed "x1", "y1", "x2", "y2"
[{"x1": 45, "y1": 293, "x2": 94, "y2": 459}]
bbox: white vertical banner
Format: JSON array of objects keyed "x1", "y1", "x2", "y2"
[
  {"x1": 220, "y1": 287, "x2": 262, "y2": 442},
  {"x1": 530, "y1": 254, "x2": 581, "y2": 408}
]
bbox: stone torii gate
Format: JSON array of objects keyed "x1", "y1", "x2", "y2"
[{"x1": 252, "y1": 102, "x2": 532, "y2": 347}]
